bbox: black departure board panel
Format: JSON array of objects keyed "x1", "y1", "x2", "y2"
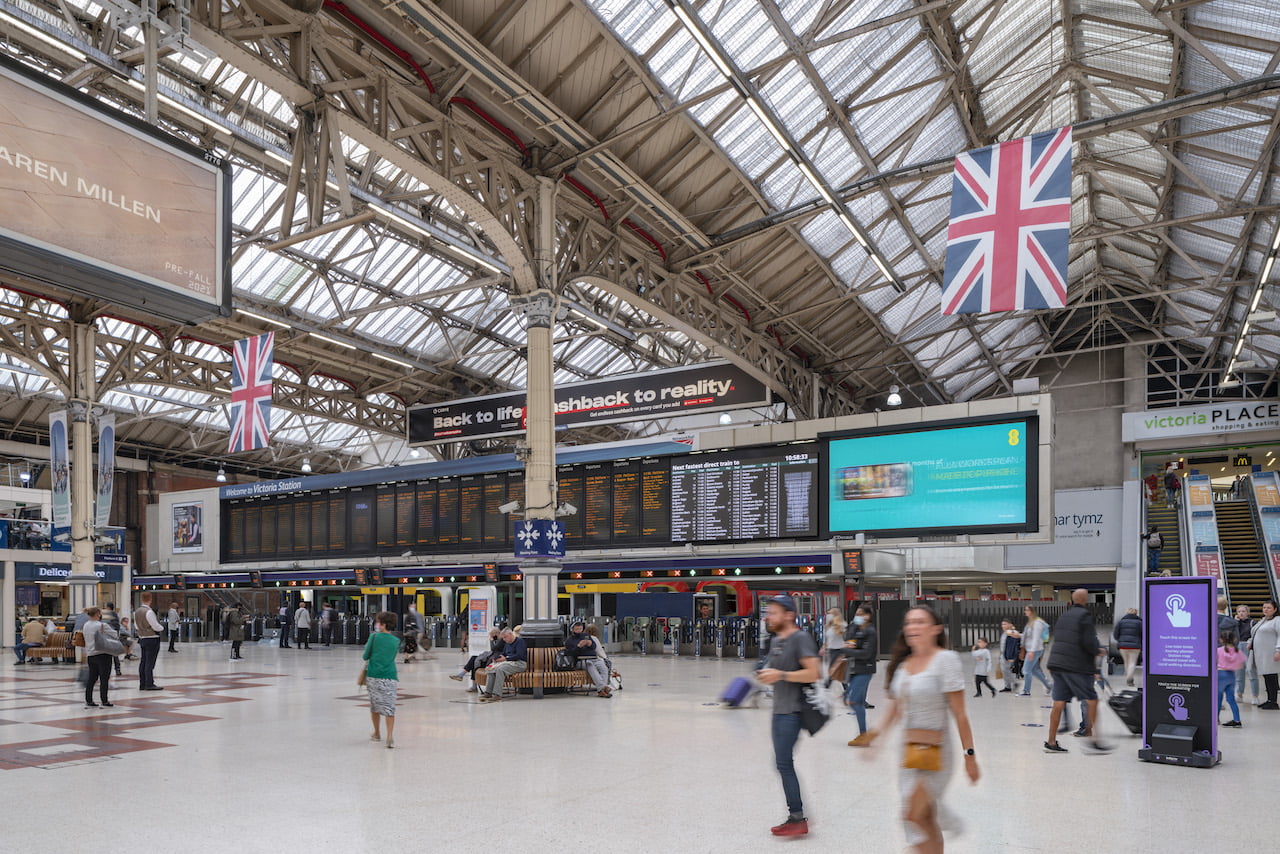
[
  {"x1": 220, "y1": 442, "x2": 822, "y2": 562},
  {"x1": 670, "y1": 444, "x2": 820, "y2": 543},
  {"x1": 349, "y1": 489, "x2": 373, "y2": 554}
]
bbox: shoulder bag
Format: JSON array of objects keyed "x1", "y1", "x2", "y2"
[
  {"x1": 553, "y1": 649, "x2": 576, "y2": 671},
  {"x1": 72, "y1": 630, "x2": 85, "y2": 647},
  {"x1": 357, "y1": 665, "x2": 368, "y2": 687},
  {"x1": 96, "y1": 628, "x2": 126, "y2": 657},
  {"x1": 902, "y1": 728, "x2": 944, "y2": 771}
]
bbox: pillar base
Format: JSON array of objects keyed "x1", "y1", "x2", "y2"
[{"x1": 519, "y1": 557, "x2": 561, "y2": 645}]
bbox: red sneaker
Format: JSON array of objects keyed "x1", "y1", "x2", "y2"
[{"x1": 771, "y1": 817, "x2": 809, "y2": 837}]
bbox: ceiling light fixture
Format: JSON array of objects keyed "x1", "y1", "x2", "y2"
[
  {"x1": 718, "y1": 412, "x2": 733, "y2": 425},
  {"x1": 215, "y1": 466, "x2": 227, "y2": 483},
  {"x1": 886, "y1": 385, "x2": 903, "y2": 407},
  {"x1": 19, "y1": 468, "x2": 32, "y2": 484},
  {"x1": 301, "y1": 458, "x2": 313, "y2": 473}
]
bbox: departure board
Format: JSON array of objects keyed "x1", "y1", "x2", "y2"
[
  {"x1": 309, "y1": 497, "x2": 327, "y2": 554},
  {"x1": 583, "y1": 462, "x2": 611, "y2": 545},
  {"x1": 349, "y1": 489, "x2": 373, "y2": 554},
  {"x1": 611, "y1": 459, "x2": 641, "y2": 541},
  {"x1": 458, "y1": 475, "x2": 483, "y2": 546},
  {"x1": 670, "y1": 444, "x2": 820, "y2": 543},
  {"x1": 375, "y1": 484, "x2": 395, "y2": 548},
  {"x1": 482, "y1": 473, "x2": 507, "y2": 547},
  {"x1": 220, "y1": 442, "x2": 822, "y2": 562},
  {"x1": 245, "y1": 504, "x2": 260, "y2": 555},
  {"x1": 395, "y1": 483, "x2": 416, "y2": 547},
  {"x1": 292, "y1": 498, "x2": 310, "y2": 554},
  {"x1": 557, "y1": 465, "x2": 583, "y2": 544},
  {"x1": 641, "y1": 457, "x2": 670, "y2": 540},
  {"x1": 227, "y1": 501, "x2": 245, "y2": 559},
  {"x1": 326, "y1": 492, "x2": 346, "y2": 552},
  {"x1": 276, "y1": 498, "x2": 294, "y2": 554},
  {"x1": 436, "y1": 477, "x2": 459, "y2": 545},
  {"x1": 415, "y1": 482, "x2": 436, "y2": 546},
  {"x1": 260, "y1": 504, "x2": 277, "y2": 555}
]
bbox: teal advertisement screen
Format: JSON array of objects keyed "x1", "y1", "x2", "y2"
[{"x1": 826, "y1": 419, "x2": 1035, "y2": 535}]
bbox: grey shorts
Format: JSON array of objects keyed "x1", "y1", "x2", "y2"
[{"x1": 1050, "y1": 670, "x2": 1096, "y2": 703}]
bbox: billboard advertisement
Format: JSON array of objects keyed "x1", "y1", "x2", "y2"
[
  {"x1": 0, "y1": 56, "x2": 229, "y2": 323},
  {"x1": 407, "y1": 361, "x2": 769, "y2": 444},
  {"x1": 95, "y1": 414, "x2": 115, "y2": 530},
  {"x1": 172, "y1": 501, "x2": 204, "y2": 554},
  {"x1": 825, "y1": 415, "x2": 1038, "y2": 536},
  {"x1": 1005, "y1": 487, "x2": 1123, "y2": 568}
]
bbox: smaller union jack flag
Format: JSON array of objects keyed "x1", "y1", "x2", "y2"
[
  {"x1": 941, "y1": 127, "x2": 1073, "y2": 315},
  {"x1": 228, "y1": 332, "x2": 274, "y2": 453}
]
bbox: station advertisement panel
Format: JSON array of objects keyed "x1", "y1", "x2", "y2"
[{"x1": 825, "y1": 415, "x2": 1038, "y2": 536}]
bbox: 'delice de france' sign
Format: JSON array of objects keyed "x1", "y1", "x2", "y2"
[{"x1": 1122, "y1": 400, "x2": 1280, "y2": 442}]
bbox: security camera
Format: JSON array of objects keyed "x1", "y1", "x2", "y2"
[
  {"x1": 498, "y1": 500, "x2": 522, "y2": 515},
  {"x1": 555, "y1": 501, "x2": 578, "y2": 517}
]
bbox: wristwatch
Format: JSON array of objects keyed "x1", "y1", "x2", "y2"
[{"x1": 964, "y1": 748, "x2": 975, "y2": 757}]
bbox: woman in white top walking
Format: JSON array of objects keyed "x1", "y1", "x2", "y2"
[
  {"x1": 1018, "y1": 606, "x2": 1052, "y2": 696},
  {"x1": 861, "y1": 606, "x2": 978, "y2": 853}
]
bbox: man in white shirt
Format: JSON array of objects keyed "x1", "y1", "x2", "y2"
[
  {"x1": 294, "y1": 602, "x2": 313, "y2": 649},
  {"x1": 133, "y1": 593, "x2": 165, "y2": 690},
  {"x1": 167, "y1": 603, "x2": 181, "y2": 653}
]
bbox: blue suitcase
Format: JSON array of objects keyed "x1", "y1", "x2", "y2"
[{"x1": 721, "y1": 676, "x2": 755, "y2": 707}]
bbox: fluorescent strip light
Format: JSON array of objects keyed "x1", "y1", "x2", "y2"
[
  {"x1": 795, "y1": 161, "x2": 836, "y2": 204},
  {"x1": 1252, "y1": 289, "x2": 1265, "y2": 312},
  {"x1": 838, "y1": 212, "x2": 868, "y2": 245},
  {"x1": 373, "y1": 352, "x2": 415, "y2": 369},
  {"x1": 871, "y1": 254, "x2": 894, "y2": 280},
  {"x1": 1, "y1": 13, "x2": 87, "y2": 58},
  {"x1": 372, "y1": 204, "x2": 503, "y2": 274},
  {"x1": 745, "y1": 98, "x2": 791, "y2": 150},
  {"x1": 669, "y1": 4, "x2": 735, "y2": 79},
  {"x1": 1272, "y1": 227, "x2": 1280, "y2": 251},
  {"x1": 1262, "y1": 256, "x2": 1275, "y2": 282},
  {"x1": 312, "y1": 333, "x2": 356, "y2": 350},
  {"x1": 238, "y1": 309, "x2": 290, "y2": 329}
]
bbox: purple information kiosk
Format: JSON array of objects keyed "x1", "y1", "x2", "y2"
[{"x1": 1139, "y1": 576, "x2": 1219, "y2": 767}]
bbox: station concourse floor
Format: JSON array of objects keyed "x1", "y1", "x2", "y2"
[{"x1": 1, "y1": 642, "x2": 1271, "y2": 852}]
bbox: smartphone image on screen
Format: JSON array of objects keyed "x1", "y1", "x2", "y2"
[{"x1": 837, "y1": 463, "x2": 913, "y2": 500}]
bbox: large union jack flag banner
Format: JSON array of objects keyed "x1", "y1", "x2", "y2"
[
  {"x1": 228, "y1": 332, "x2": 274, "y2": 453},
  {"x1": 941, "y1": 127, "x2": 1073, "y2": 315}
]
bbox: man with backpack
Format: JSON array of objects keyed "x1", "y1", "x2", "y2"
[
  {"x1": 1163, "y1": 465, "x2": 1181, "y2": 510},
  {"x1": 1143, "y1": 526, "x2": 1163, "y2": 575}
]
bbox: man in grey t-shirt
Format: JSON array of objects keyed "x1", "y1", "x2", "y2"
[{"x1": 757, "y1": 595, "x2": 820, "y2": 838}]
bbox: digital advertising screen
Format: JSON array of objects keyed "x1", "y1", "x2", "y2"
[{"x1": 825, "y1": 416, "x2": 1038, "y2": 536}]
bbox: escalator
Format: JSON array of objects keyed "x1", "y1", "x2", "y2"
[
  {"x1": 1215, "y1": 500, "x2": 1271, "y2": 612},
  {"x1": 1145, "y1": 504, "x2": 1183, "y2": 575}
]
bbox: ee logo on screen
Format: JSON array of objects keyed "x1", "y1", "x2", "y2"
[
  {"x1": 1008, "y1": 429, "x2": 1020, "y2": 446},
  {"x1": 1166, "y1": 593, "x2": 1192, "y2": 628}
]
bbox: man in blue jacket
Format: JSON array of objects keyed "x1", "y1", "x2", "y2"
[
  {"x1": 1043, "y1": 589, "x2": 1113, "y2": 755},
  {"x1": 480, "y1": 629, "x2": 527, "y2": 702}
]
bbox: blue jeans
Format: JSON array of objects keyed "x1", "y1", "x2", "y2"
[
  {"x1": 1021, "y1": 650, "x2": 1051, "y2": 694},
  {"x1": 1218, "y1": 669, "x2": 1240, "y2": 721},
  {"x1": 1147, "y1": 548, "x2": 1161, "y2": 573},
  {"x1": 771, "y1": 712, "x2": 804, "y2": 817},
  {"x1": 845, "y1": 672, "x2": 873, "y2": 733},
  {"x1": 14, "y1": 642, "x2": 40, "y2": 662}
]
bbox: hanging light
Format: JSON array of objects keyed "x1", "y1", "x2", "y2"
[
  {"x1": 408, "y1": 448, "x2": 421, "y2": 458},
  {"x1": 215, "y1": 466, "x2": 227, "y2": 483},
  {"x1": 886, "y1": 385, "x2": 902, "y2": 407},
  {"x1": 19, "y1": 468, "x2": 32, "y2": 484},
  {"x1": 718, "y1": 412, "x2": 733, "y2": 425},
  {"x1": 301, "y1": 457, "x2": 312, "y2": 473}
]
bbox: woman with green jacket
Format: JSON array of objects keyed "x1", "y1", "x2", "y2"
[{"x1": 363, "y1": 611, "x2": 400, "y2": 748}]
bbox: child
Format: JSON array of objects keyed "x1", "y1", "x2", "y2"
[
  {"x1": 971, "y1": 638, "x2": 996, "y2": 697},
  {"x1": 1218, "y1": 631, "x2": 1246, "y2": 728}
]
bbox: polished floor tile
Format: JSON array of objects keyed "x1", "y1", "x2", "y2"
[{"x1": 0, "y1": 643, "x2": 1272, "y2": 852}]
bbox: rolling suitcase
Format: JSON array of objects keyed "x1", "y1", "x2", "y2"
[
  {"x1": 1107, "y1": 688, "x2": 1142, "y2": 735},
  {"x1": 720, "y1": 676, "x2": 756, "y2": 707}
]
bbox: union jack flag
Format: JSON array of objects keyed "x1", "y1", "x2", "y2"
[
  {"x1": 941, "y1": 127, "x2": 1073, "y2": 315},
  {"x1": 228, "y1": 332, "x2": 274, "y2": 453}
]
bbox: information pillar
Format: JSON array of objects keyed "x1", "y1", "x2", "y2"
[{"x1": 513, "y1": 176, "x2": 561, "y2": 641}]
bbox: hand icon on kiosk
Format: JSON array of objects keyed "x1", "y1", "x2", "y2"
[
  {"x1": 1166, "y1": 594, "x2": 1192, "y2": 628},
  {"x1": 1168, "y1": 693, "x2": 1189, "y2": 721}
]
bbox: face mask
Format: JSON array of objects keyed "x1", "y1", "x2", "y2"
[{"x1": 853, "y1": 615, "x2": 867, "y2": 626}]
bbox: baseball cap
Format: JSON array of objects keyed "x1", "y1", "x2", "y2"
[{"x1": 766, "y1": 595, "x2": 798, "y2": 613}]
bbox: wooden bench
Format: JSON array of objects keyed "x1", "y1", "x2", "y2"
[
  {"x1": 25, "y1": 631, "x2": 75, "y2": 663},
  {"x1": 493, "y1": 647, "x2": 595, "y2": 698}
]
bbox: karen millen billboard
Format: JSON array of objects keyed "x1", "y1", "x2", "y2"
[{"x1": 0, "y1": 56, "x2": 229, "y2": 323}]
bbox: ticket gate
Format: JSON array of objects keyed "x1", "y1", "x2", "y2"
[{"x1": 636, "y1": 617, "x2": 651, "y2": 655}]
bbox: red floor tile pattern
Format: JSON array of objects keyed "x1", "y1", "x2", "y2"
[{"x1": 0, "y1": 670, "x2": 282, "y2": 770}]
